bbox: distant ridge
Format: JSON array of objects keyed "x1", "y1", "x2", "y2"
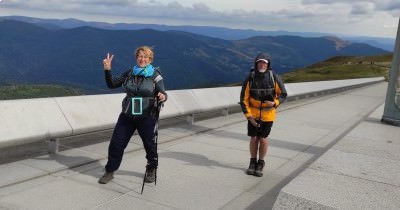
[
  {"x1": 0, "y1": 15, "x2": 395, "y2": 51},
  {"x1": 0, "y1": 19, "x2": 389, "y2": 92}
]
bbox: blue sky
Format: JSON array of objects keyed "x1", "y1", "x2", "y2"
[{"x1": 0, "y1": 0, "x2": 399, "y2": 38}]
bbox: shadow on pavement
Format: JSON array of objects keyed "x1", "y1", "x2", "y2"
[{"x1": 159, "y1": 151, "x2": 244, "y2": 171}]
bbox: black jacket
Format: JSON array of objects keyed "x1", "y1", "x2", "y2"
[{"x1": 105, "y1": 68, "x2": 167, "y2": 117}]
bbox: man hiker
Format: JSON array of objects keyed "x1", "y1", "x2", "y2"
[{"x1": 240, "y1": 52, "x2": 287, "y2": 177}]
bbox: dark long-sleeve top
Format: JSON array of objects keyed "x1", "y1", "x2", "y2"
[{"x1": 105, "y1": 68, "x2": 167, "y2": 116}]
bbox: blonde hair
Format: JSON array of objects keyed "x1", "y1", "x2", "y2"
[{"x1": 135, "y1": 46, "x2": 154, "y2": 62}]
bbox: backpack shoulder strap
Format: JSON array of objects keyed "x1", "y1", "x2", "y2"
[
  {"x1": 151, "y1": 67, "x2": 163, "y2": 83},
  {"x1": 269, "y1": 70, "x2": 275, "y2": 87},
  {"x1": 248, "y1": 70, "x2": 255, "y2": 87},
  {"x1": 249, "y1": 70, "x2": 275, "y2": 88},
  {"x1": 123, "y1": 68, "x2": 134, "y2": 86}
]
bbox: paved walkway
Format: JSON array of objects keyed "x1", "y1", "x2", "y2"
[{"x1": 0, "y1": 82, "x2": 396, "y2": 210}]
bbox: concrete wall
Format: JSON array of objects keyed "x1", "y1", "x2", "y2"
[{"x1": 0, "y1": 77, "x2": 383, "y2": 149}]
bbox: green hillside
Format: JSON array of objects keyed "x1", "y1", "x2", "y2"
[
  {"x1": 0, "y1": 84, "x2": 82, "y2": 100},
  {"x1": 282, "y1": 53, "x2": 392, "y2": 83}
]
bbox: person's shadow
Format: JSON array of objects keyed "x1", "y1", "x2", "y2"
[
  {"x1": 32, "y1": 152, "x2": 146, "y2": 190},
  {"x1": 159, "y1": 151, "x2": 244, "y2": 171},
  {"x1": 30, "y1": 147, "x2": 246, "y2": 192}
]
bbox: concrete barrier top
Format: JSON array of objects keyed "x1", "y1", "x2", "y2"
[
  {"x1": 211, "y1": 78, "x2": 384, "y2": 102},
  {"x1": 285, "y1": 77, "x2": 383, "y2": 96},
  {"x1": 0, "y1": 98, "x2": 72, "y2": 148},
  {"x1": 0, "y1": 77, "x2": 384, "y2": 148},
  {"x1": 55, "y1": 94, "x2": 124, "y2": 135}
]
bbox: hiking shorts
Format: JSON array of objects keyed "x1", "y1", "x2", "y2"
[{"x1": 247, "y1": 120, "x2": 273, "y2": 138}]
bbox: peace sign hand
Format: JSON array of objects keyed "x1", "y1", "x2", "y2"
[{"x1": 103, "y1": 53, "x2": 114, "y2": 71}]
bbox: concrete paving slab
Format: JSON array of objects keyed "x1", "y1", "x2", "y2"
[
  {"x1": 171, "y1": 161, "x2": 257, "y2": 191},
  {"x1": 273, "y1": 158, "x2": 314, "y2": 177},
  {"x1": 160, "y1": 137, "x2": 254, "y2": 171},
  {"x1": 273, "y1": 116, "x2": 332, "y2": 136},
  {"x1": 219, "y1": 192, "x2": 264, "y2": 210},
  {"x1": 19, "y1": 147, "x2": 104, "y2": 173},
  {"x1": 191, "y1": 130, "x2": 248, "y2": 152},
  {"x1": 309, "y1": 115, "x2": 362, "y2": 148},
  {"x1": 273, "y1": 169, "x2": 400, "y2": 210},
  {"x1": 0, "y1": 178, "x2": 122, "y2": 210},
  {"x1": 156, "y1": 151, "x2": 195, "y2": 181},
  {"x1": 269, "y1": 125, "x2": 326, "y2": 146},
  {"x1": 127, "y1": 175, "x2": 244, "y2": 210},
  {"x1": 346, "y1": 121, "x2": 400, "y2": 143},
  {"x1": 334, "y1": 136, "x2": 400, "y2": 161},
  {"x1": 0, "y1": 176, "x2": 58, "y2": 198},
  {"x1": 310, "y1": 149, "x2": 400, "y2": 186},
  {"x1": 0, "y1": 163, "x2": 47, "y2": 188},
  {"x1": 164, "y1": 150, "x2": 247, "y2": 174},
  {"x1": 93, "y1": 193, "x2": 176, "y2": 210},
  {"x1": 267, "y1": 138, "x2": 314, "y2": 160},
  {"x1": 245, "y1": 172, "x2": 299, "y2": 210}
]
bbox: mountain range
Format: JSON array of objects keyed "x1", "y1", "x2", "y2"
[
  {"x1": 1, "y1": 15, "x2": 395, "y2": 51},
  {"x1": 0, "y1": 18, "x2": 389, "y2": 92}
]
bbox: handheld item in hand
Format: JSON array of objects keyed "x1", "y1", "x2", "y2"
[{"x1": 132, "y1": 97, "x2": 143, "y2": 115}]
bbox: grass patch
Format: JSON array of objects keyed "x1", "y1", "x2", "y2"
[
  {"x1": 0, "y1": 84, "x2": 82, "y2": 100},
  {"x1": 283, "y1": 53, "x2": 392, "y2": 83}
]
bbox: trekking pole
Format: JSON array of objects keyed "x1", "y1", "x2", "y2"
[{"x1": 141, "y1": 99, "x2": 164, "y2": 194}]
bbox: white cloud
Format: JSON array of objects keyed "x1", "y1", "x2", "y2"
[
  {"x1": 0, "y1": 0, "x2": 398, "y2": 37},
  {"x1": 192, "y1": 2, "x2": 210, "y2": 12},
  {"x1": 302, "y1": 0, "x2": 400, "y2": 16},
  {"x1": 375, "y1": 0, "x2": 400, "y2": 16},
  {"x1": 351, "y1": 2, "x2": 375, "y2": 15}
]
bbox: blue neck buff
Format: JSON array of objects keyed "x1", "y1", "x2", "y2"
[{"x1": 133, "y1": 64, "x2": 154, "y2": 77}]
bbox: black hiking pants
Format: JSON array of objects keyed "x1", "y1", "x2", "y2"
[{"x1": 105, "y1": 113, "x2": 158, "y2": 172}]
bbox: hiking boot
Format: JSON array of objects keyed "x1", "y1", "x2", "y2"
[
  {"x1": 254, "y1": 160, "x2": 265, "y2": 177},
  {"x1": 98, "y1": 172, "x2": 114, "y2": 184},
  {"x1": 144, "y1": 168, "x2": 156, "y2": 183},
  {"x1": 246, "y1": 158, "x2": 257, "y2": 175}
]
